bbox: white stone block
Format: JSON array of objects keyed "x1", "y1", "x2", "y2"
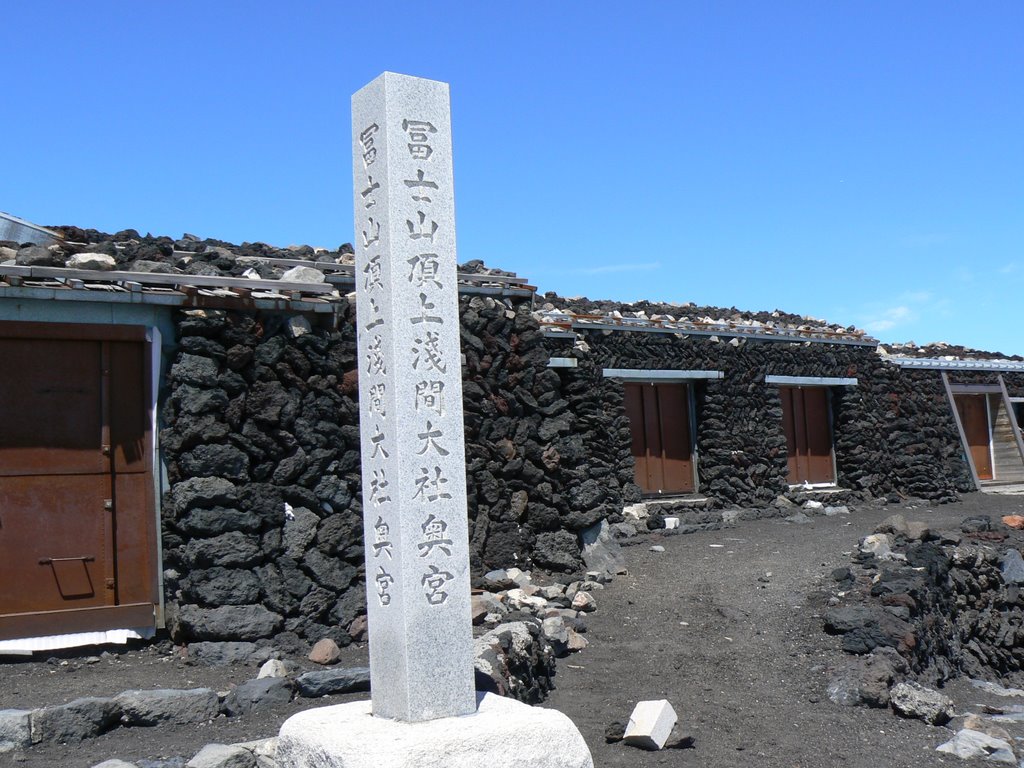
[
  {"x1": 623, "y1": 699, "x2": 677, "y2": 750},
  {"x1": 663, "y1": 517, "x2": 680, "y2": 529},
  {"x1": 0, "y1": 709, "x2": 31, "y2": 752},
  {"x1": 276, "y1": 693, "x2": 593, "y2": 767},
  {"x1": 257, "y1": 659, "x2": 290, "y2": 679}
]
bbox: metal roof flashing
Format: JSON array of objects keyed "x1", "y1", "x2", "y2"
[
  {"x1": 887, "y1": 357, "x2": 1024, "y2": 373},
  {"x1": 537, "y1": 311, "x2": 877, "y2": 347}
]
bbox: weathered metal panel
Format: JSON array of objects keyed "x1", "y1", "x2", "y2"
[
  {"x1": 0, "y1": 212, "x2": 60, "y2": 246},
  {"x1": 0, "y1": 474, "x2": 112, "y2": 615},
  {"x1": 0, "y1": 604, "x2": 155, "y2": 642},
  {"x1": 0, "y1": 338, "x2": 106, "y2": 476},
  {"x1": 109, "y1": 341, "x2": 151, "y2": 473},
  {"x1": 112, "y1": 474, "x2": 159, "y2": 606},
  {"x1": 0, "y1": 323, "x2": 158, "y2": 639}
]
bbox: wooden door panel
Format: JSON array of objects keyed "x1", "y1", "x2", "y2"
[
  {"x1": 780, "y1": 386, "x2": 835, "y2": 484},
  {"x1": 624, "y1": 384, "x2": 648, "y2": 492},
  {"x1": 641, "y1": 385, "x2": 665, "y2": 492},
  {"x1": 113, "y1": 473, "x2": 158, "y2": 605},
  {"x1": 109, "y1": 341, "x2": 150, "y2": 474},
  {"x1": 0, "y1": 329, "x2": 157, "y2": 637},
  {"x1": 659, "y1": 384, "x2": 694, "y2": 493},
  {"x1": 803, "y1": 387, "x2": 836, "y2": 484},
  {"x1": 625, "y1": 382, "x2": 694, "y2": 495},
  {"x1": 0, "y1": 339, "x2": 106, "y2": 476},
  {"x1": 0, "y1": 475, "x2": 112, "y2": 614},
  {"x1": 957, "y1": 395, "x2": 993, "y2": 480},
  {"x1": 780, "y1": 387, "x2": 799, "y2": 481}
]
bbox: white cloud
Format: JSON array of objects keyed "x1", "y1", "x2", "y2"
[
  {"x1": 863, "y1": 305, "x2": 915, "y2": 333},
  {"x1": 900, "y1": 290, "x2": 932, "y2": 304},
  {"x1": 570, "y1": 262, "x2": 661, "y2": 275}
]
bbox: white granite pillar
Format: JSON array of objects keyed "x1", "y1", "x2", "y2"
[{"x1": 351, "y1": 71, "x2": 476, "y2": 723}]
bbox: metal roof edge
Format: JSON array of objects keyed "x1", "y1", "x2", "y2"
[{"x1": 887, "y1": 357, "x2": 1024, "y2": 372}]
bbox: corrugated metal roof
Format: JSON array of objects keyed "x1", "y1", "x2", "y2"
[
  {"x1": 537, "y1": 310, "x2": 878, "y2": 346},
  {"x1": 887, "y1": 357, "x2": 1024, "y2": 372}
]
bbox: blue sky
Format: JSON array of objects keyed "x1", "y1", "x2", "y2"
[{"x1": 4, "y1": 2, "x2": 1022, "y2": 354}]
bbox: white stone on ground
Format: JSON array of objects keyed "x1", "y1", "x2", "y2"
[
  {"x1": 187, "y1": 743, "x2": 256, "y2": 768},
  {"x1": 571, "y1": 592, "x2": 597, "y2": 612},
  {"x1": 90, "y1": 760, "x2": 139, "y2": 768},
  {"x1": 276, "y1": 692, "x2": 592, "y2": 767},
  {"x1": 936, "y1": 729, "x2": 1016, "y2": 763},
  {"x1": 233, "y1": 737, "x2": 278, "y2": 768},
  {"x1": 257, "y1": 659, "x2": 290, "y2": 679},
  {"x1": 860, "y1": 533, "x2": 892, "y2": 558},
  {"x1": 0, "y1": 709, "x2": 31, "y2": 752},
  {"x1": 889, "y1": 681, "x2": 954, "y2": 725},
  {"x1": 623, "y1": 699, "x2": 678, "y2": 750}
]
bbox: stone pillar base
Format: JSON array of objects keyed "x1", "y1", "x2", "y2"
[{"x1": 276, "y1": 692, "x2": 593, "y2": 768}]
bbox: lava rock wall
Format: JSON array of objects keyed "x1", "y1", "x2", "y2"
[
  {"x1": 561, "y1": 330, "x2": 974, "y2": 506},
  {"x1": 160, "y1": 295, "x2": 623, "y2": 646},
  {"x1": 158, "y1": 296, "x2": 979, "y2": 646}
]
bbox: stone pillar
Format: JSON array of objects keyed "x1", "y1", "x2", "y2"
[{"x1": 351, "y1": 71, "x2": 475, "y2": 723}]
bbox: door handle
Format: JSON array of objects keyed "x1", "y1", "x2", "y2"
[{"x1": 38, "y1": 556, "x2": 96, "y2": 565}]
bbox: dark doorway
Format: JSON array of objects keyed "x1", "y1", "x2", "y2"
[
  {"x1": 779, "y1": 385, "x2": 835, "y2": 485},
  {"x1": 624, "y1": 382, "x2": 695, "y2": 495}
]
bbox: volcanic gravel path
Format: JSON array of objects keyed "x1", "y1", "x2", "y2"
[
  {"x1": 543, "y1": 493, "x2": 1024, "y2": 768},
  {"x1": 4, "y1": 493, "x2": 1024, "y2": 768}
]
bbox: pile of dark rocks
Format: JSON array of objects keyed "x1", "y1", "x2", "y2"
[
  {"x1": 1, "y1": 226, "x2": 354, "y2": 279},
  {"x1": 823, "y1": 513, "x2": 1024, "y2": 705}
]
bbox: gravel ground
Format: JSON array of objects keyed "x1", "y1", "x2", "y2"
[{"x1": 4, "y1": 492, "x2": 1024, "y2": 768}]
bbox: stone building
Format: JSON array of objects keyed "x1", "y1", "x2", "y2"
[{"x1": 1, "y1": 225, "x2": 1022, "y2": 651}]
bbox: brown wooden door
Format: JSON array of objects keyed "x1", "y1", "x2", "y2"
[
  {"x1": 955, "y1": 394, "x2": 993, "y2": 481},
  {"x1": 0, "y1": 325, "x2": 157, "y2": 639},
  {"x1": 780, "y1": 386, "x2": 835, "y2": 485},
  {"x1": 624, "y1": 382, "x2": 694, "y2": 494}
]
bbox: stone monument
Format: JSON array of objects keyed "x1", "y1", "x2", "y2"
[{"x1": 276, "y1": 71, "x2": 593, "y2": 768}]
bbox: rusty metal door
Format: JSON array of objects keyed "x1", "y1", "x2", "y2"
[
  {"x1": 624, "y1": 382, "x2": 694, "y2": 495},
  {"x1": 955, "y1": 394, "x2": 993, "y2": 481},
  {"x1": 780, "y1": 386, "x2": 836, "y2": 485},
  {"x1": 0, "y1": 323, "x2": 157, "y2": 639}
]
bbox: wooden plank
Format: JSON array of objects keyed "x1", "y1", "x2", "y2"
[
  {"x1": 0, "y1": 320, "x2": 148, "y2": 342},
  {"x1": 998, "y1": 375, "x2": 1024, "y2": 470},
  {"x1": 624, "y1": 384, "x2": 648, "y2": 493},
  {"x1": 0, "y1": 265, "x2": 339, "y2": 295},
  {"x1": 944, "y1": 371, "x2": 981, "y2": 490},
  {"x1": 957, "y1": 394, "x2": 993, "y2": 480},
  {"x1": 779, "y1": 387, "x2": 799, "y2": 483},
  {"x1": 803, "y1": 387, "x2": 836, "y2": 484},
  {"x1": 0, "y1": 603, "x2": 155, "y2": 642},
  {"x1": 658, "y1": 383, "x2": 694, "y2": 493},
  {"x1": 642, "y1": 384, "x2": 665, "y2": 492}
]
